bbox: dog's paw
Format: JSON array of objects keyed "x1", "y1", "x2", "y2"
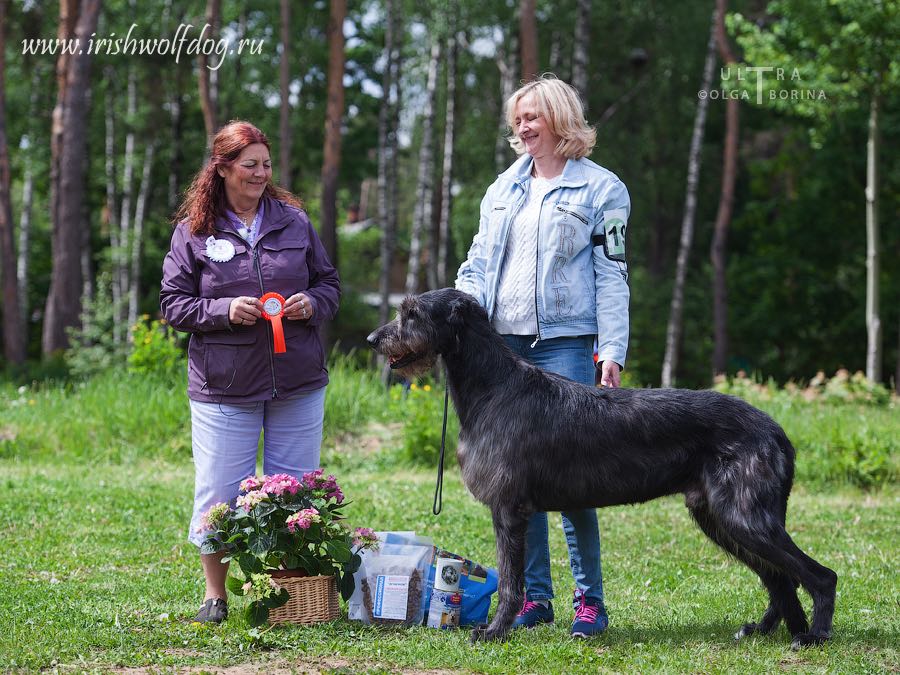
[
  {"x1": 790, "y1": 632, "x2": 829, "y2": 650},
  {"x1": 469, "y1": 624, "x2": 510, "y2": 643},
  {"x1": 734, "y1": 622, "x2": 759, "y2": 640}
]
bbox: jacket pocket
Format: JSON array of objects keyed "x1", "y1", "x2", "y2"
[
  {"x1": 194, "y1": 242, "x2": 250, "y2": 293},
  {"x1": 201, "y1": 330, "x2": 258, "y2": 394},
  {"x1": 259, "y1": 239, "x2": 309, "y2": 286}
]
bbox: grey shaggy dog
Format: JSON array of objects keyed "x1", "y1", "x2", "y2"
[{"x1": 367, "y1": 288, "x2": 837, "y2": 648}]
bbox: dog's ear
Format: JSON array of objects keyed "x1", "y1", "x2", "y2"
[{"x1": 448, "y1": 297, "x2": 469, "y2": 328}]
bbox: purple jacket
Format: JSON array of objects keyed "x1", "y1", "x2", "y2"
[{"x1": 160, "y1": 197, "x2": 340, "y2": 403}]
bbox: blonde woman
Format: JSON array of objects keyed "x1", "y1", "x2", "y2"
[{"x1": 456, "y1": 76, "x2": 630, "y2": 637}]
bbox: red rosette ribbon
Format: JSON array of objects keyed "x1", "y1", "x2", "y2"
[{"x1": 259, "y1": 292, "x2": 287, "y2": 354}]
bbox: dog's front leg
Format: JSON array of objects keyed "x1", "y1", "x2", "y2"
[{"x1": 471, "y1": 505, "x2": 528, "y2": 643}]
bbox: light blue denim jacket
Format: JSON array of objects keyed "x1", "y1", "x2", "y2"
[{"x1": 455, "y1": 155, "x2": 631, "y2": 367}]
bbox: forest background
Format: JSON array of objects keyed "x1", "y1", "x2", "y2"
[{"x1": 0, "y1": 0, "x2": 898, "y2": 390}]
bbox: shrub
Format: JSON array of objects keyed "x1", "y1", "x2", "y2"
[
  {"x1": 389, "y1": 379, "x2": 459, "y2": 466},
  {"x1": 128, "y1": 318, "x2": 185, "y2": 376}
]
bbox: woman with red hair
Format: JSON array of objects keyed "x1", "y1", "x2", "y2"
[{"x1": 161, "y1": 121, "x2": 340, "y2": 623}]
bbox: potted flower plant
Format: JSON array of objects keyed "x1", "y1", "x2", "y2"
[{"x1": 198, "y1": 470, "x2": 378, "y2": 626}]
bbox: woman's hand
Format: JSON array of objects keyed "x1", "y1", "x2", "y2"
[
  {"x1": 284, "y1": 292, "x2": 314, "y2": 321},
  {"x1": 599, "y1": 360, "x2": 621, "y2": 388},
  {"x1": 229, "y1": 296, "x2": 263, "y2": 325}
]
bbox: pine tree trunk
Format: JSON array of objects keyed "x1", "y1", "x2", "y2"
[
  {"x1": 710, "y1": 0, "x2": 738, "y2": 379},
  {"x1": 0, "y1": 0, "x2": 25, "y2": 364},
  {"x1": 320, "y1": 0, "x2": 346, "y2": 269},
  {"x1": 199, "y1": 0, "x2": 221, "y2": 141},
  {"x1": 377, "y1": 0, "x2": 398, "y2": 327},
  {"x1": 519, "y1": 0, "x2": 538, "y2": 82},
  {"x1": 661, "y1": 9, "x2": 717, "y2": 388},
  {"x1": 43, "y1": 0, "x2": 100, "y2": 355},
  {"x1": 407, "y1": 38, "x2": 440, "y2": 294},
  {"x1": 436, "y1": 31, "x2": 457, "y2": 288},
  {"x1": 128, "y1": 142, "x2": 155, "y2": 329},
  {"x1": 279, "y1": 0, "x2": 292, "y2": 188},
  {"x1": 864, "y1": 84, "x2": 881, "y2": 382},
  {"x1": 572, "y1": 0, "x2": 590, "y2": 104}
]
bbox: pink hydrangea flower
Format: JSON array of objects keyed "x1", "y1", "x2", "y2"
[
  {"x1": 262, "y1": 473, "x2": 301, "y2": 496},
  {"x1": 236, "y1": 489, "x2": 266, "y2": 510},
  {"x1": 239, "y1": 475, "x2": 263, "y2": 492},
  {"x1": 353, "y1": 527, "x2": 379, "y2": 549},
  {"x1": 302, "y1": 468, "x2": 324, "y2": 489},
  {"x1": 286, "y1": 508, "x2": 321, "y2": 532},
  {"x1": 327, "y1": 486, "x2": 345, "y2": 504}
]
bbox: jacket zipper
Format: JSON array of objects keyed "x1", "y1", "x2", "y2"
[
  {"x1": 531, "y1": 194, "x2": 544, "y2": 349},
  {"x1": 555, "y1": 205, "x2": 588, "y2": 224},
  {"x1": 252, "y1": 246, "x2": 278, "y2": 398}
]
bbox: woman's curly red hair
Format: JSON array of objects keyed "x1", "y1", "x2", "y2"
[{"x1": 173, "y1": 120, "x2": 303, "y2": 236}]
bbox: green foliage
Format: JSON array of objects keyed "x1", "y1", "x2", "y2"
[
  {"x1": 388, "y1": 379, "x2": 459, "y2": 466},
  {"x1": 127, "y1": 318, "x2": 185, "y2": 376},
  {"x1": 322, "y1": 351, "x2": 391, "y2": 441},
  {"x1": 65, "y1": 273, "x2": 129, "y2": 379}
]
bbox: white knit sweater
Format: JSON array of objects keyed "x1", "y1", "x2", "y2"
[{"x1": 493, "y1": 176, "x2": 559, "y2": 334}]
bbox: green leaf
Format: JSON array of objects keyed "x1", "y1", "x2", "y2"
[
  {"x1": 340, "y1": 571, "x2": 356, "y2": 601},
  {"x1": 226, "y1": 575, "x2": 246, "y2": 596},
  {"x1": 346, "y1": 553, "x2": 362, "y2": 575},
  {"x1": 325, "y1": 540, "x2": 352, "y2": 563},
  {"x1": 239, "y1": 552, "x2": 264, "y2": 575},
  {"x1": 199, "y1": 539, "x2": 221, "y2": 555},
  {"x1": 253, "y1": 502, "x2": 277, "y2": 518},
  {"x1": 263, "y1": 587, "x2": 290, "y2": 608},
  {"x1": 248, "y1": 532, "x2": 273, "y2": 555},
  {"x1": 245, "y1": 601, "x2": 269, "y2": 627}
]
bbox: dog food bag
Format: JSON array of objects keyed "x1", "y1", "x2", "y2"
[
  {"x1": 423, "y1": 548, "x2": 499, "y2": 626},
  {"x1": 348, "y1": 536, "x2": 434, "y2": 625}
]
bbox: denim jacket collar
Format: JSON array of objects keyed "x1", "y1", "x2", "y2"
[{"x1": 500, "y1": 155, "x2": 590, "y2": 190}]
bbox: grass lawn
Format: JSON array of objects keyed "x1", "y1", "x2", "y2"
[{"x1": 1, "y1": 420, "x2": 897, "y2": 674}]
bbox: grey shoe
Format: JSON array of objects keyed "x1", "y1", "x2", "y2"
[{"x1": 194, "y1": 598, "x2": 228, "y2": 624}]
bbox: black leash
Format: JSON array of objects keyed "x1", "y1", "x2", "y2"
[{"x1": 432, "y1": 376, "x2": 450, "y2": 516}]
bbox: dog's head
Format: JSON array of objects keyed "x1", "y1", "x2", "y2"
[{"x1": 366, "y1": 288, "x2": 486, "y2": 378}]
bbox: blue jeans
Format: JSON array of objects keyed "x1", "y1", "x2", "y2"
[{"x1": 502, "y1": 335, "x2": 607, "y2": 614}]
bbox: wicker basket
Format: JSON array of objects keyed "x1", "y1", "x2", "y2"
[{"x1": 268, "y1": 574, "x2": 340, "y2": 625}]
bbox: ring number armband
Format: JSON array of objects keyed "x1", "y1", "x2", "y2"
[{"x1": 592, "y1": 208, "x2": 627, "y2": 262}]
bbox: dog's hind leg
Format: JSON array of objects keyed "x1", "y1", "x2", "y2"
[
  {"x1": 688, "y1": 501, "x2": 801, "y2": 639},
  {"x1": 471, "y1": 505, "x2": 529, "y2": 643},
  {"x1": 704, "y1": 498, "x2": 836, "y2": 648}
]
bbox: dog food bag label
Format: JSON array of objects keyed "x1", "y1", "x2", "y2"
[{"x1": 372, "y1": 574, "x2": 410, "y2": 620}]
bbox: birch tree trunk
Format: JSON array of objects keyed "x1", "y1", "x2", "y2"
[
  {"x1": 198, "y1": 0, "x2": 221, "y2": 141},
  {"x1": 495, "y1": 33, "x2": 517, "y2": 173},
  {"x1": 661, "y1": 9, "x2": 717, "y2": 388},
  {"x1": 115, "y1": 66, "x2": 138, "y2": 345},
  {"x1": 864, "y1": 84, "x2": 881, "y2": 382},
  {"x1": 43, "y1": 0, "x2": 100, "y2": 355},
  {"x1": 710, "y1": 0, "x2": 739, "y2": 379},
  {"x1": 320, "y1": 0, "x2": 346, "y2": 269},
  {"x1": 572, "y1": 0, "x2": 590, "y2": 104},
  {"x1": 519, "y1": 0, "x2": 538, "y2": 82},
  {"x1": 378, "y1": 0, "x2": 398, "y2": 327},
  {"x1": 104, "y1": 81, "x2": 123, "y2": 345},
  {"x1": 407, "y1": 37, "x2": 440, "y2": 295},
  {"x1": 128, "y1": 142, "x2": 155, "y2": 329},
  {"x1": 17, "y1": 136, "x2": 34, "y2": 331},
  {"x1": 0, "y1": 0, "x2": 25, "y2": 364},
  {"x1": 279, "y1": 0, "x2": 292, "y2": 188},
  {"x1": 436, "y1": 31, "x2": 458, "y2": 288}
]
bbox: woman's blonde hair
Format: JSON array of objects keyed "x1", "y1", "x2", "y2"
[{"x1": 505, "y1": 75, "x2": 596, "y2": 160}]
